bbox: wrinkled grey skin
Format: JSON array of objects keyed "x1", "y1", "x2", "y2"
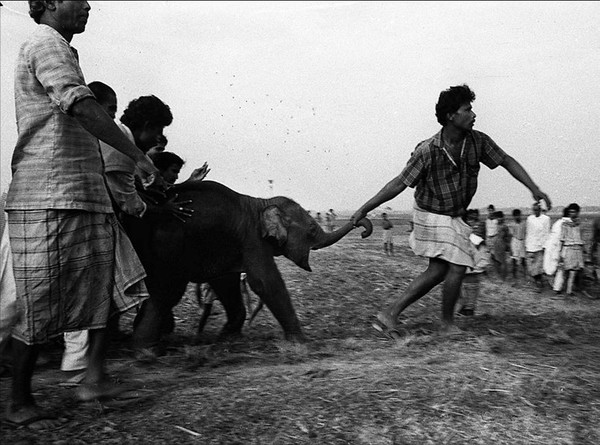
[{"x1": 130, "y1": 180, "x2": 372, "y2": 346}]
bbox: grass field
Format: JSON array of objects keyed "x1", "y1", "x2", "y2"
[{"x1": 1, "y1": 214, "x2": 599, "y2": 444}]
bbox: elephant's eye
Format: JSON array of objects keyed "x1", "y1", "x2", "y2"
[{"x1": 308, "y1": 223, "x2": 319, "y2": 237}]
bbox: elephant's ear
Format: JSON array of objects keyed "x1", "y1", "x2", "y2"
[{"x1": 261, "y1": 206, "x2": 288, "y2": 246}]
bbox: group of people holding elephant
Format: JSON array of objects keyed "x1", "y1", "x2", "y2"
[{"x1": 1, "y1": 0, "x2": 552, "y2": 431}]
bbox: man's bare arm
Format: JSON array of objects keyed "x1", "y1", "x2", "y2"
[
  {"x1": 501, "y1": 155, "x2": 552, "y2": 210},
  {"x1": 71, "y1": 97, "x2": 158, "y2": 177}
]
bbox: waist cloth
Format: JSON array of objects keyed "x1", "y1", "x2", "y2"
[
  {"x1": 409, "y1": 205, "x2": 474, "y2": 268},
  {"x1": 7, "y1": 210, "x2": 148, "y2": 345}
]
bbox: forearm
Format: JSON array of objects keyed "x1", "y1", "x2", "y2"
[
  {"x1": 71, "y1": 98, "x2": 157, "y2": 175},
  {"x1": 501, "y1": 155, "x2": 540, "y2": 194},
  {"x1": 357, "y1": 176, "x2": 408, "y2": 215},
  {"x1": 501, "y1": 155, "x2": 552, "y2": 209}
]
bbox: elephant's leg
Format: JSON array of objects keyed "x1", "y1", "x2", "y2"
[
  {"x1": 132, "y1": 277, "x2": 187, "y2": 352},
  {"x1": 244, "y1": 255, "x2": 306, "y2": 342},
  {"x1": 208, "y1": 274, "x2": 246, "y2": 339}
]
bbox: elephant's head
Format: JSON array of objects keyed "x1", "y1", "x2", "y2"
[{"x1": 261, "y1": 198, "x2": 372, "y2": 272}]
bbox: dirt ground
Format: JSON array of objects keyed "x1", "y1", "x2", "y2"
[{"x1": 1, "y1": 214, "x2": 599, "y2": 445}]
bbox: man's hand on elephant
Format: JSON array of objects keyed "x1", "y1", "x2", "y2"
[{"x1": 165, "y1": 194, "x2": 194, "y2": 222}]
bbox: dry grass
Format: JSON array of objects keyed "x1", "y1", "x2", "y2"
[{"x1": 1, "y1": 215, "x2": 599, "y2": 444}]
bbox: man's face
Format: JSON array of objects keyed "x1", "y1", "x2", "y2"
[
  {"x1": 161, "y1": 163, "x2": 181, "y2": 185},
  {"x1": 449, "y1": 103, "x2": 476, "y2": 130},
  {"x1": 100, "y1": 93, "x2": 117, "y2": 120},
  {"x1": 533, "y1": 204, "x2": 541, "y2": 216},
  {"x1": 135, "y1": 125, "x2": 165, "y2": 153},
  {"x1": 54, "y1": 0, "x2": 91, "y2": 35}
]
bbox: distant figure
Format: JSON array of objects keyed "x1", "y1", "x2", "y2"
[
  {"x1": 485, "y1": 204, "x2": 498, "y2": 258},
  {"x1": 316, "y1": 212, "x2": 323, "y2": 228},
  {"x1": 381, "y1": 213, "x2": 394, "y2": 256},
  {"x1": 525, "y1": 202, "x2": 551, "y2": 292},
  {"x1": 492, "y1": 211, "x2": 511, "y2": 281},
  {"x1": 592, "y1": 215, "x2": 600, "y2": 282},
  {"x1": 457, "y1": 209, "x2": 489, "y2": 316},
  {"x1": 545, "y1": 207, "x2": 570, "y2": 292},
  {"x1": 509, "y1": 209, "x2": 527, "y2": 279},
  {"x1": 326, "y1": 209, "x2": 337, "y2": 232},
  {"x1": 557, "y1": 203, "x2": 585, "y2": 295}
]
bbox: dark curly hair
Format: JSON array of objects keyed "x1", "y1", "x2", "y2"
[
  {"x1": 435, "y1": 84, "x2": 476, "y2": 126},
  {"x1": 152, "y1": 151, "x2": 185, "y2": 171},
  {"x1": 120, "y1": 95, "x2": 173, "y2": 132},
  {"x1": 28, "y1": 0, "x2": 47, "y2": 24}
]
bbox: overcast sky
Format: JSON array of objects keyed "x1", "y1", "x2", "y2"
[{"x1": 2, "y1": 1, "x2": 599, "y2": 214}]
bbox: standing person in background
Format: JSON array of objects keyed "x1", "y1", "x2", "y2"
[
  {"x1": 509, "y1": 209, "x2": 527, "y2": 280},
  {"x1": 491, "y1": 211, "x2": 511, "y2": 281},
  {"x1": 351, "y1": 84, "x2": 551, "y2": 337},
  {"x1": 485, "y1": 204, "x2": 498, "y2": 260},
  {"x1": 326, "y1": 209, "x2": 337, "y2": 232},
  {"x1": 525, "y1": 202, "x2": 551, "y2": 292},
  {"x1": 558, "y1": 203, "x2": 585, "y2": 296},
  {"x1": 381, "y1": 213, "x2": 394, "y2": 256},
  {"x1": 591, "y1": 215, "x2": 600, "y2": 283},
  {"x1": 4, "y1": 0, "x2": 162, "y2": 429},
  {"x1": 545, "y1": 207, "x2": 570, "y2": 293},
  {"x1": 457, "y1": 209, "x2": 489, "y2": 316}
]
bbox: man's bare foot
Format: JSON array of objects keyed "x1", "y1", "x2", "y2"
[
  {"x1": 74, "y1": 380, "x2": 127, "y2": 402},
  {"x1": 438, "y1": 322, "x2": 463, "y2": 336},
  {"x1": 5, "y1": 405, "x2": 68, "y2": 430}
]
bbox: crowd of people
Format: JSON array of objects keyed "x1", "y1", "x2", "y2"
[{"x1": 1, "y1": 0, "x2": 599, "y2": 432}]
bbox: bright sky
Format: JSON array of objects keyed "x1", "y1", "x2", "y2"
[{"x1": 1, "y1": 1, "x2": 599, "y2": 214}]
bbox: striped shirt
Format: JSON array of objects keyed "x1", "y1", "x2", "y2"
[
  {"x1": 398, "y1": 130, "x2": 507, "y2": 216},
  {"x1": 5, "y1": 25, "x2": 112, "y2": 212}
]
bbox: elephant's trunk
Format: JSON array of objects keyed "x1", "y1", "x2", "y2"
[{"x1": 311, "y1": 218, "x2": 373, "y2": 250}]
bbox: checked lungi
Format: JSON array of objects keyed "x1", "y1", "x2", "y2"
[
  {"x1": 409, "y1": 206, "x2": 474, "y2": 268},
  {"x1": 7, "y1": 210, "x2": 148, "y2": 345}
]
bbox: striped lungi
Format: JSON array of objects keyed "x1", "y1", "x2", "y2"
[
  {"x1": 409, "y1": 206, "x2": 474, "y2": 268},
  {"x1": 7, "y1": 210, "x2": 148, "y2": 345}
]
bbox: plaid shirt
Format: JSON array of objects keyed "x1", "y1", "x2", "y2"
[
  {"x1": 5, "y1": 25, "x2": 112, "y2": 212},
  {"x1": 398, "y1": 129, "x2": 507, "y2": 216}
]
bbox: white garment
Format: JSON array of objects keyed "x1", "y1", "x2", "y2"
[
  {"x1": 543, "y1": 217, "x2": 569, "y2": 275},
  {"x1": 61, "y1": 330, "x2": 89, "y2": 371},
  {"x1": 525, "y1": 214, "x2": 550, "y2": 252},
  {"x1": 485, "y1": 218, "x2": 498, "y2": 238}
]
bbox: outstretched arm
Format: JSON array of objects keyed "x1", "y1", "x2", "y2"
[
  {"x1": 351, "y1": 176, "x2": 408, "y2": 225},
  {"x1": 501, "y1": 155, "x2": 552, "y2": 210}
]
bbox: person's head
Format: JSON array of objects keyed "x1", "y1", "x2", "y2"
[
  {"x1": 382, "y1": 213, "x2": 388, "y2": 219},
  {"x1": 147, "y1": 134, "x2": 168, "y2": 158},
  {"x1": 566, "y1": 203, "x2": 580, "y2": 220},
  {"x1": 465, "y1": 209, "x2": 479, "y2": 227},
  {"x1": 532, "y1": 202, "x2": 541, "y2": 217},
  {"x1": 29, "y1": 0, "x2": 91, "y2": 41},
  {"x1": 120, "y1": 95, "x2": 173, "y2": 153},
  {"x1": 435, "y1": 84, "x2": 476, "y2": 129},
  {"x1": 487, "y1": 204, "x2": 495, "y2": 218},
  {"x1": 512, "y1": 208, "x2": 522, "y2": 222},
  {"x1": 88, "y1": 81, "x2": 117, "y2": 119},
  {"x1": 152, "y1": 151, "x2": 184, "y2": 184}
]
